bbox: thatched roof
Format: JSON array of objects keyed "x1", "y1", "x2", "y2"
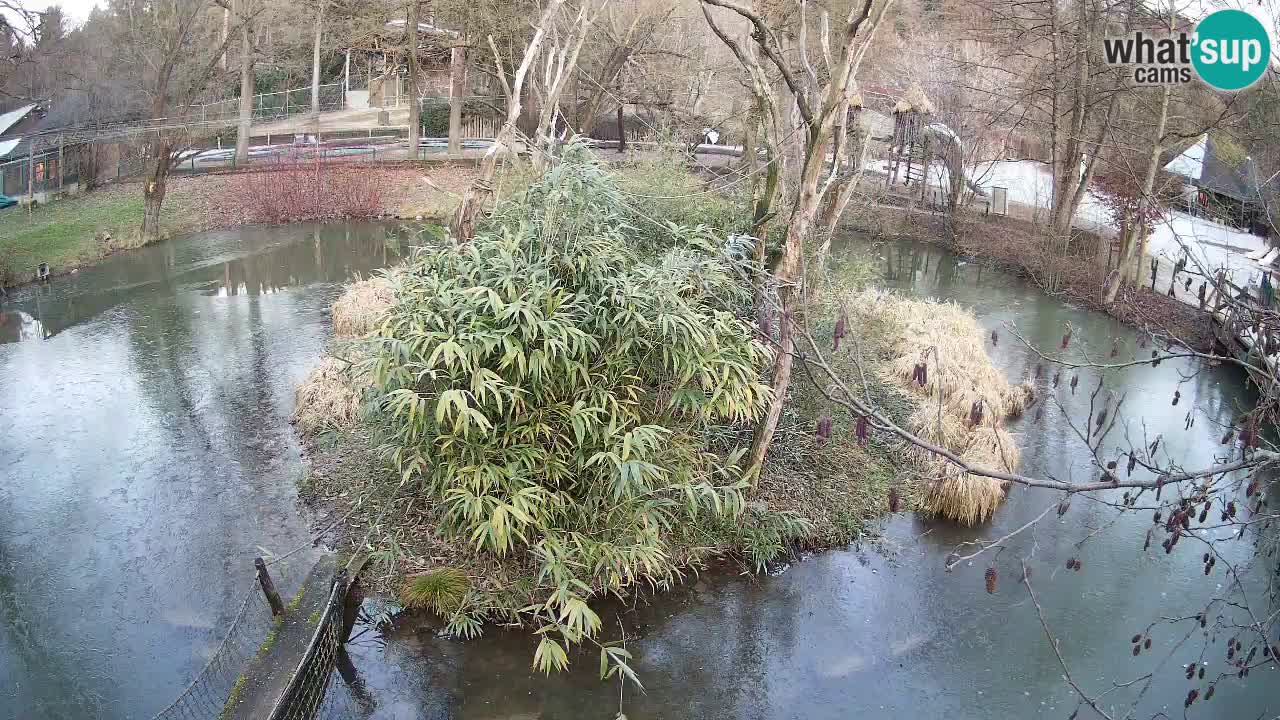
[{"x1": 894, "y1": 84, "x2": 936, "y2": 115}]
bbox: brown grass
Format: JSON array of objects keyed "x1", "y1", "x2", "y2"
[
  {"x1": 293, "y1": 357, "x2": 365, "y2": 433},
  {"x1": 331, "y1": 275, "x2": 394, "y2": 338},
  {"x1": 296, "y1": 274, "x2": 396, "y2": 431},
  {"x1": 854, "y1": 289, "x2": 1030, "y2": 525}
]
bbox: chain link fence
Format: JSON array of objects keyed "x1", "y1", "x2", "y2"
[
  {"x1": 194, "y1": 84, "x2": 346, "y2": 126},
  {"x1": 150, "y1": 566, "x2": 367, "y2": 720}
]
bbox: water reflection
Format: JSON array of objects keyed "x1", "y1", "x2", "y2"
[
  {"x1": 0, "y1": 310, "x2": 45, "y2": 343},
  {"x1": 328, "y1": 236, "x2": 1276, "y2": 720},
  {"x1": 0, "y1": 222, "x2": 407, "y2": 719}
]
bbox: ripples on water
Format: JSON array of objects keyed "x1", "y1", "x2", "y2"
[
  {"x1": 0, "y1": 223, "x2": 406, "y2": 719},
  {"x1": 1, "y1": 229, "x2": 1275, "y2": 719}
]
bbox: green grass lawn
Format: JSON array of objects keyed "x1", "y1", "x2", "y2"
[{"x1": 0, "y1": 185, "x2": 195, "y2": 286}]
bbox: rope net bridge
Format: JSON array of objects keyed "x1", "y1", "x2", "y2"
[{"x1": 152, "y1": 563, "x2": 370, "y2": 720}]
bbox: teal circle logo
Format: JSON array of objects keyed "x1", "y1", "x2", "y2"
[{"x1": 1192, "y1": 9, "x2": 1270, "y2": 91}]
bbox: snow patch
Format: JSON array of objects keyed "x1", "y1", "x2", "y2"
[
  {"x1": 1164, "y1": 135, "x2": 1206, "y2": 181},
  {"x1": 0, "y1": 104, "x2": 34, "y2": 136},
  {"x1": 1146, "y1": 210, "x2": 1270, "y2": 289}
]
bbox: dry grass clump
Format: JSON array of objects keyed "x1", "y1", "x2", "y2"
[
  {"x1": 293, "y1": 356, "x2": 367, "y2": 433},
  {"x1": 332, "y1": 275, "x2": 394, "y2": 338},
  {"x1": 854, "y1": 289, "x2": 1031, "y2": 525},
  {"x1": 298, "y1": 273, "x2": 396, "y2": 430}
]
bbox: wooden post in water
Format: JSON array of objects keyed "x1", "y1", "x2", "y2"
[
  {"x1": 255, "y1": 557, "x2": 286, "y2": 616},
  {"x1": 617, "y1": 105, "x2": 626, "y2": 154}
]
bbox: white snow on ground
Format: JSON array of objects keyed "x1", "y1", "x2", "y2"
[
  {"x1": 968, "y1": 160, "x2": 1112, "y2": 231},
  {"x1": 1146, "y1": 211, "x2": 1270, "y2": 289}
]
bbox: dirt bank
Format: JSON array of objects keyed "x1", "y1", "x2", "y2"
[{"x1": 849, "y1": 204, "x2": 1214, "y2": 351}]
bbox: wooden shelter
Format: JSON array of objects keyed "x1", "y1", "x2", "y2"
[{"x1": 886, "y1": 84, "x2": 935, "y2": 191}]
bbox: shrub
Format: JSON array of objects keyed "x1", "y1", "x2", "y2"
[
  {"x1": 222, "y1": 163, "x2": 389, "y2": 225},
  {"x1": 401, "y1": 567, "x2": 470, "y2": 617},
  {"x1": 613, "y1": 149, "x2": 751, "y2": 250},
  {"x1": 361, "y1": 142, "x2": 772, "y2": 669}
]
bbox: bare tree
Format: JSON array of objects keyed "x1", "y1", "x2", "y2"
[
  {"x1": 531, "y1": 1, "x2": 600, "y2": 173},
  {"x1": 702, "y1": 0, "x2": 895, "y2": 478},
  {"x1": 234, "y1": 0, "x2": 255, "y2": 164},
  {"x1": 105, "y1": 0, "x2": 244, "y2": 241},
  {"x1": 450, "y1": 0, "x2": 565, "y2": 241}
]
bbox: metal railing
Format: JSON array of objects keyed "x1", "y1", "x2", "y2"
[{"x1": 194, "y1": 83, "x2": 345, "y2": 125}]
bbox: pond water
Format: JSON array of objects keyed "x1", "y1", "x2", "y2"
[
  {"x1": 0, "y1": 223, "x2": 406, "y2": 718},
  {"x1": 1, "y1": 228, "x2": 1274, "y2": 719},
  {"x1": 327, "y1": 236, "x2": 1278, "y2": 720}
]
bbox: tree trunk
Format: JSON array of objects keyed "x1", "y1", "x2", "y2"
[
  {"x1": 220, "y1": 7, "x2": 230, "y2": 71},
  {"x1": 817, "y1": 121, "x2": 872, "y2": 255},
  {"x1": 235, "y1": 0, "x2": 254, "y2": 165},
  {"x1": 1102, "y1": 84, "x2": 1171, "y2": 305},
  {"x1": 311, "y1": 1, "x2": 326, "y2": 116},
  {"x1": 741, "y1": 103, "x2": 758, "y2": 176},
  {"x1": 615, "y1": 104, "x2": 626, "y2": 153},
  {"x1": 746, "y1": 134, "x2": 831, "y2": 479},
  {"x1": 406, "y1": 0, "x2": 421, "y2": 158},
  {"x1": 141, "y1": 139, "x2": 171, "y2": 242},
  {"x1": 448, "y1": 46, "x2": 466, "y2": 156}
]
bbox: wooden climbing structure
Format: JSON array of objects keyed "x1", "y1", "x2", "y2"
[{"x1": 886, "y1": 84, "x2": 936, "y2": 195}]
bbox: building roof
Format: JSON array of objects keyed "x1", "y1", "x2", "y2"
[
  {"x1": 0, "y1": 104, "x2": 37, "y2": 137},
  {"x1": 1163, "y1": 133, "x2": 1258, "y2": 203}
]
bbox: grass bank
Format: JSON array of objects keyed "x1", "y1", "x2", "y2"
[
  {"x1": 0, "y1": 184, "x2": 198, "y2": 286},
  {"x1": 0, "y1": 162, "x2": 477, "y2": 288}
]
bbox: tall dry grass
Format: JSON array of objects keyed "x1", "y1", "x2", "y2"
[
  {"x1": 853, "y1": 289, "x2": 1033, "y2": 525},
  {"x1": 331, "y1": 275, "x2": 394, "y2": 338},
  {"x1": 294, "y1": 356, "x2": 365, "y2": 433},
  {"x1": 295, "y1": 275, "x2": 396, "y2": 432}
]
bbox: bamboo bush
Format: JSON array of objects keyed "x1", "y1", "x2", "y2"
[{"x1": 360, "y1": 143, "x2": 773, "y2": 671}]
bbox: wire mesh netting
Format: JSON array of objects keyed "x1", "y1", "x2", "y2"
[
  {"x1": 266, "y1": 570, "x2": 354, "y2": 720},
  {"x1": 151, "y1": 583, "x2": 279, "y2": 720}
]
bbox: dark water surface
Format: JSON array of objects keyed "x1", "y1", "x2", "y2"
[
  {"x1": 0, "y1": 223, "x2": 403, "y2": 718},
  {"x1": 327, "y1": 237, "x2": 1278, "y2": 720},
  {"x1": 2, "y1": 229, "x2": 1276, "y2": 720}
]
